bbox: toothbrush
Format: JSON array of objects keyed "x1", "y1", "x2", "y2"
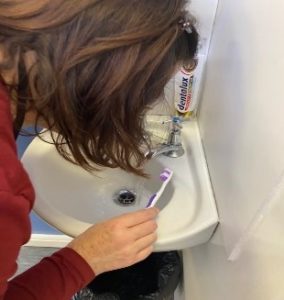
[{"x1": 146, "y1": 168, "x2": 173, "y2": 208}]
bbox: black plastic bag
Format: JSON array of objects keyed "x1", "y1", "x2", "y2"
[{"x1": 84, "y1": 251, "x2": 182, "y2": 300}]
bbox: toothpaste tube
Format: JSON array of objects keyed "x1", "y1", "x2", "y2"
[{"x1": 174, "y1": 54, "x2": 205, "y2": 119}]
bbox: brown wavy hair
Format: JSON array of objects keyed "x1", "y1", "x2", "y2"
[{"x1": 0, "y1": 0, "x2": 198, "y2": 176}]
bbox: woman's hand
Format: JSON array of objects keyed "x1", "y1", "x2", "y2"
[{"x1": 67, "y1": 207, "x2": 159, "y2": 275}]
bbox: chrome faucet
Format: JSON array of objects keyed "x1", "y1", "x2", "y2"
[{"x1": 146, "y1": 116, "x2": 185, "y2": 159}]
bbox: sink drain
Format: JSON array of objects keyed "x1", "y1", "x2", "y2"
[{"x1": 114, "y1": 190, "x2": 137, "y2": 206}]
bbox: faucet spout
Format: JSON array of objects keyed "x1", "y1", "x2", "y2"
[
  {"x1": 145, "y1": 116, "x2": 185, "y2": 159},
  {"x1": 146, "y1": 144, "x2": 183, "y2": 159}
]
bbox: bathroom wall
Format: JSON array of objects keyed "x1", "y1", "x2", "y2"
[{"x1": 184, "y1": 0, "x2": 284, "y2": 299}]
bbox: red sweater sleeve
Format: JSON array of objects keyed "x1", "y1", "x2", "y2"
[
  {"x1": 5, "y1": 248, "x2": 94, "y2": 300},
  {"x1": 0, "y1": 85, "x2": 95, "y2": 299}
]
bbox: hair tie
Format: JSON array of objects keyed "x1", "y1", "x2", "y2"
[{"x1": 179, "y1": 19, "x2": 192, "y2": 34}]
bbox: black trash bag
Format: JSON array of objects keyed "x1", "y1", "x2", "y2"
[{"x1": 87, "y1": 251, "x2": 182, "y2": 300}]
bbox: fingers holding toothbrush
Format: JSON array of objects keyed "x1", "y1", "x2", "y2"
[
  {"x1": 131, "y1": 218, "x2": 158, "y2": 239},
  {"x1": 68, "y1": 207, "x2": 159, "y2": 276},
  {"x1": 120, "y1": 207, "x2": 159, "y2": 227}
]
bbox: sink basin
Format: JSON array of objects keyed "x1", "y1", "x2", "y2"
[{"x1": 22, "y1": 121, "x2": 218, "y2": 251}]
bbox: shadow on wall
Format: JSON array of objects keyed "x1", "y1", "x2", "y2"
[
  {"x1": 17, "y1": 127, "x2": 62, "y2": 235},
  {"x1": 198, "y1": 2, "x2": 252, "y2": 255}
]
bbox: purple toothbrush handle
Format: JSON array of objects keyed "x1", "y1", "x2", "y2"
[{"x1": 146, "y1": 194, "x2": 157, "y2": 208}]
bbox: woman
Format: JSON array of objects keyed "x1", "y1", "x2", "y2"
[{"x1": 0, "y1": 0, "x2": 198, "y2": 299}]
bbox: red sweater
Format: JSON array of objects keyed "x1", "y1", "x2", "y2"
[{"x1": 0, "y1": 85, "x2": 95, "y2": 299}]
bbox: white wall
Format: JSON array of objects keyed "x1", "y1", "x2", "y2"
[{"x1": 183, "y1": 0, "x2": 284, "y2": 299}]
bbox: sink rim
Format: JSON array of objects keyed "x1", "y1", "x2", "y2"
[{"x1": 21, "y1": 121, "x2": 219, "y2": 251}]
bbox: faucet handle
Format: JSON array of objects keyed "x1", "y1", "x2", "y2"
[
  {"x1": 171, "y1": 116, "x2": 183, "y2": 130},
  {"x1": 161, "y1": 116, "x2": 183, "y2": 125}
]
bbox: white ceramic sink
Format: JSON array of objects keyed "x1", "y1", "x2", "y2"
[{"x1": 22, "y1": 121, "x2": 218, "y2": 251}]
